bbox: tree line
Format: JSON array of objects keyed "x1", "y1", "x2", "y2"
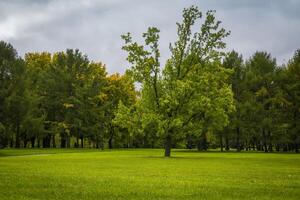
[
  {"x1": 0, "y1": 6, "x2": 299, "y2": 156},
  {"x1": 0, "y1": 46, "x2": 136, "y2": 149}
]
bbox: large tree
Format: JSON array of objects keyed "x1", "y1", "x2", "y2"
[{"x1": 118, "y1": 6, "x2": 234, "y2": 156}]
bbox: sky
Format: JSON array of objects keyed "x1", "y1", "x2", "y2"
[{"x1": 0, "y1": 0, "x2": 299, "y2": 73}]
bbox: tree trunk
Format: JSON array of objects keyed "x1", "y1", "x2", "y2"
[
  {"x1": 10, "y1": 136, "x2": 14, "y2": 148},
  {"x1": 15, "y1": 125, "x2": 20, "y2": 148},
  {"x1": 198, "y1": 131, "x2": 208, "y2": 151},
  {"x1": 24, "y1": 138, "x2": 28, "y2": 148},
  {"x1": 225, "y1": 133, "x2": 229, "y2": 151},
  {"x1": 52, "y1": 134, "x2": 56, "y2": 148},
  {"x1": 43, "y1": 137, "x2": 46, "y2": 148},
  {"x1": 236, "y1": 127, "x2": 240, "y2": 152},
  {"x1": 108, "y1": 135, "x2": 113, "y2": 149},
  {"x1": 100, "y1": 137, "x2": 104, "y2": 150},
  {"x1": 81, "y1": 136, "x2": 84, "y2": 148},
  {"x1": 164, "y1": 135, "x2": 172, "y2": 157},
  {"x1": 275, "y1": 144, "x2": 280, "y2": 152},
  {"x1": 186, "y1": 134, "x2": 193, "y2": 149},
  {"x1": 293, "y1": 110, "x2": 298, "y2": 153},
  {"x1": 295, "y1": 143, "x2": 299, "y2": 153},
  {"x1": 31, "y1": 137, "x2": 35, "y2": 148},
  {"x1": 66, "y1": 136, "x2": 70, "y2": 148},
  {"x1": 96, "y1": 137, "x2": 99, "y2": 149},
  {"x1": 0, "y1": 137, "x2": 7, "y2": 149},
  {"x1": 268, "y1": 144, "x2": 273, "y2": 152},
  {"x1": 75, "y1": 137, "x2": 79, "y2": 148},
  {"x1": 262, "y1": 128, "x2": 268, "y2": 152},
  {"x1": 108, "y1": 124, "x2": 114, "y2": 149},
  {"x1": 220, "y1": 134, "x2": 223, "y2": 152},
  {"x1": 37, "y1": 139, "x2": 40, "y2": 148},
  {"x1": 43, "y1": 136, "x2": 51, "y2": 148},
  {"x1": 283, "y1": 144, "x2": 288, "y2": 152},
  {"x1": 267, "y1": 130, "x2": 272, "y2": 152},
  {"x1": 61, "y1": 137, "x2": 66, "y2": 148}
]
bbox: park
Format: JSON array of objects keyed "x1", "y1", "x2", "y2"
[{"x1": 0, "y1": 1, "x2": 300, "y2": 199}]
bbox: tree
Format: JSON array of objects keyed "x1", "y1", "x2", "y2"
[
  {"x1": 0, "y1": 41, "x2": 19, "y2": 147},
  {"x1": 246, "y1": 52, "x2": 277, "y2": 152},
  {"x1": 105, "y1": 73, "x2": 136, "y2": 149},
  {"x1": 78, "y1": 61, "x2": 107, "y2": 149},
  {"x1": 222, "y1": 50, "x2": 244, "y2": 151},
  {"x1": 119, "y1": 6, "x2": 234, "y2": 157},
  {"x1": 0, "y1": 41, "x2": 30, "y2": 148},
  {"x1": 285, "y1": 50, "x2": 300, "y2": 152},
  {"x1": 24, "y1": 52, "x2": 51, "y2": 147},
  {"x1": 48, "y1": 50, "x2": 108, "y2": 148}
]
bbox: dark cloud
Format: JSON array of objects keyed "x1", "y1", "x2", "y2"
[{"x1": 0, "y1": 0, "x2": 299, "y2": 73}]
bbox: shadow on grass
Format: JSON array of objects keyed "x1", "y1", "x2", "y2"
[
  {"x1": 174, "y1": 149, "x2": 297, "y2": 154},
  {"x1": 142, "y1": 155, "x2": 223, "y2": 160},
  {"x1": 0, "y1": 148, "x2": 102, "y2": 157}
]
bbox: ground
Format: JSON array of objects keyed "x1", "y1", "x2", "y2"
[{"x1": 0, "y1": 149, "x2": 299, "y2": 200}]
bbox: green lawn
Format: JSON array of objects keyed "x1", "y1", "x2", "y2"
[{"x1": 0, "y1": 149, "x2": 299, "y2": 200}]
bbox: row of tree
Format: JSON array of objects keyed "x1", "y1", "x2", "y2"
[
  {"x1": 0, "y1": 6, "x2": 299, "y2": 156},
  {"x1": 0, "y1": 44, "x2": 136, "y2": 149},
  {"x1": 219, "y1": 50, "x2": 300, "y2": 153}
]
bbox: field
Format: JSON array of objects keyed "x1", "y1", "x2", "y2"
[{"x1": 0, "y1": 149, "x2": 299, "y2": 200}]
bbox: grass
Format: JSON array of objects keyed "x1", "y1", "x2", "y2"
[{"x1": 0, "y1": 149, "x2": 299, "y2": 200}]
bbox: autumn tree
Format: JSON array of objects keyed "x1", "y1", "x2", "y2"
[{"x1": 105, "y1": 73, "x2": 136, "y2": 148}]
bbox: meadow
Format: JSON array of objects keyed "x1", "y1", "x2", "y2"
[{"x1": 0, "y1": 149, "x2": 299, "y2": 200}]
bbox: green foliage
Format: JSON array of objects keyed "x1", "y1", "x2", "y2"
[
  {"x1": 0, "y1": 6, "x2": 299, "y2": 153},
  {"x1": 119, "y1": 6, "x2": 234, "y2": 156},
  {"x1": 285, "y1": 50, "x2": 300, "y2": 146},
  {"x1": 0, "y1": 43, "x2": 136, "y2": 149}
]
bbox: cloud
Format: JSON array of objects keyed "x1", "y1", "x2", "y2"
[{"x1": 0, "y1": 0, "x2": 299, "y2": 73}]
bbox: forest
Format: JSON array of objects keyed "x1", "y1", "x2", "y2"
[{"x1": 0, "y1": 6, "x2": 299, "y2": 157}]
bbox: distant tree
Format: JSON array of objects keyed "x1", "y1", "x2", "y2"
[
  {"x1": 0, "y1": 41, "x2": 19, "y2": 147},
  {"x1": 80, "y1": 62, "x2": 108, "y2": 149},
  {"x1": 243, "y1": 52, "x2": 277, "y2": 152},
  {"x1": 25, "y1": 52, "x2": 51, "y2": 147},
  {"x1": 105, "y1": 73, "x2": 136, "y2": 149},
  {"x1": 48, "y1": 50, "x2": 108, "y2": 148},
  {"x1": 222, "y1": 50, "x2": 244, "y2": 151},
  {"x1": 0, "y1": 41, "x2": 31, "y2": 148},
  {"x1": 25, "y1": 50, "x2": 109, "y2": 148},
  {"x1": 4, "y1": 61, "x2": 28, "y2": 148},
  {"x1": 0, "y1": 122, "x2": 6, "y2": 148},
  {"x1": 285, "y1": 50, "x2": 300, "y2": 152}
]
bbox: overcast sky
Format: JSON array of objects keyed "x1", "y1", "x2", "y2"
[{"x1": 0, "y1": 0, "x2": 299, "y2": 73}]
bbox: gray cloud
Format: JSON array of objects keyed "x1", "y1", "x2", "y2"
[{"x1": 0, "y1": 0, "x2": 299, "y2": 73}]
